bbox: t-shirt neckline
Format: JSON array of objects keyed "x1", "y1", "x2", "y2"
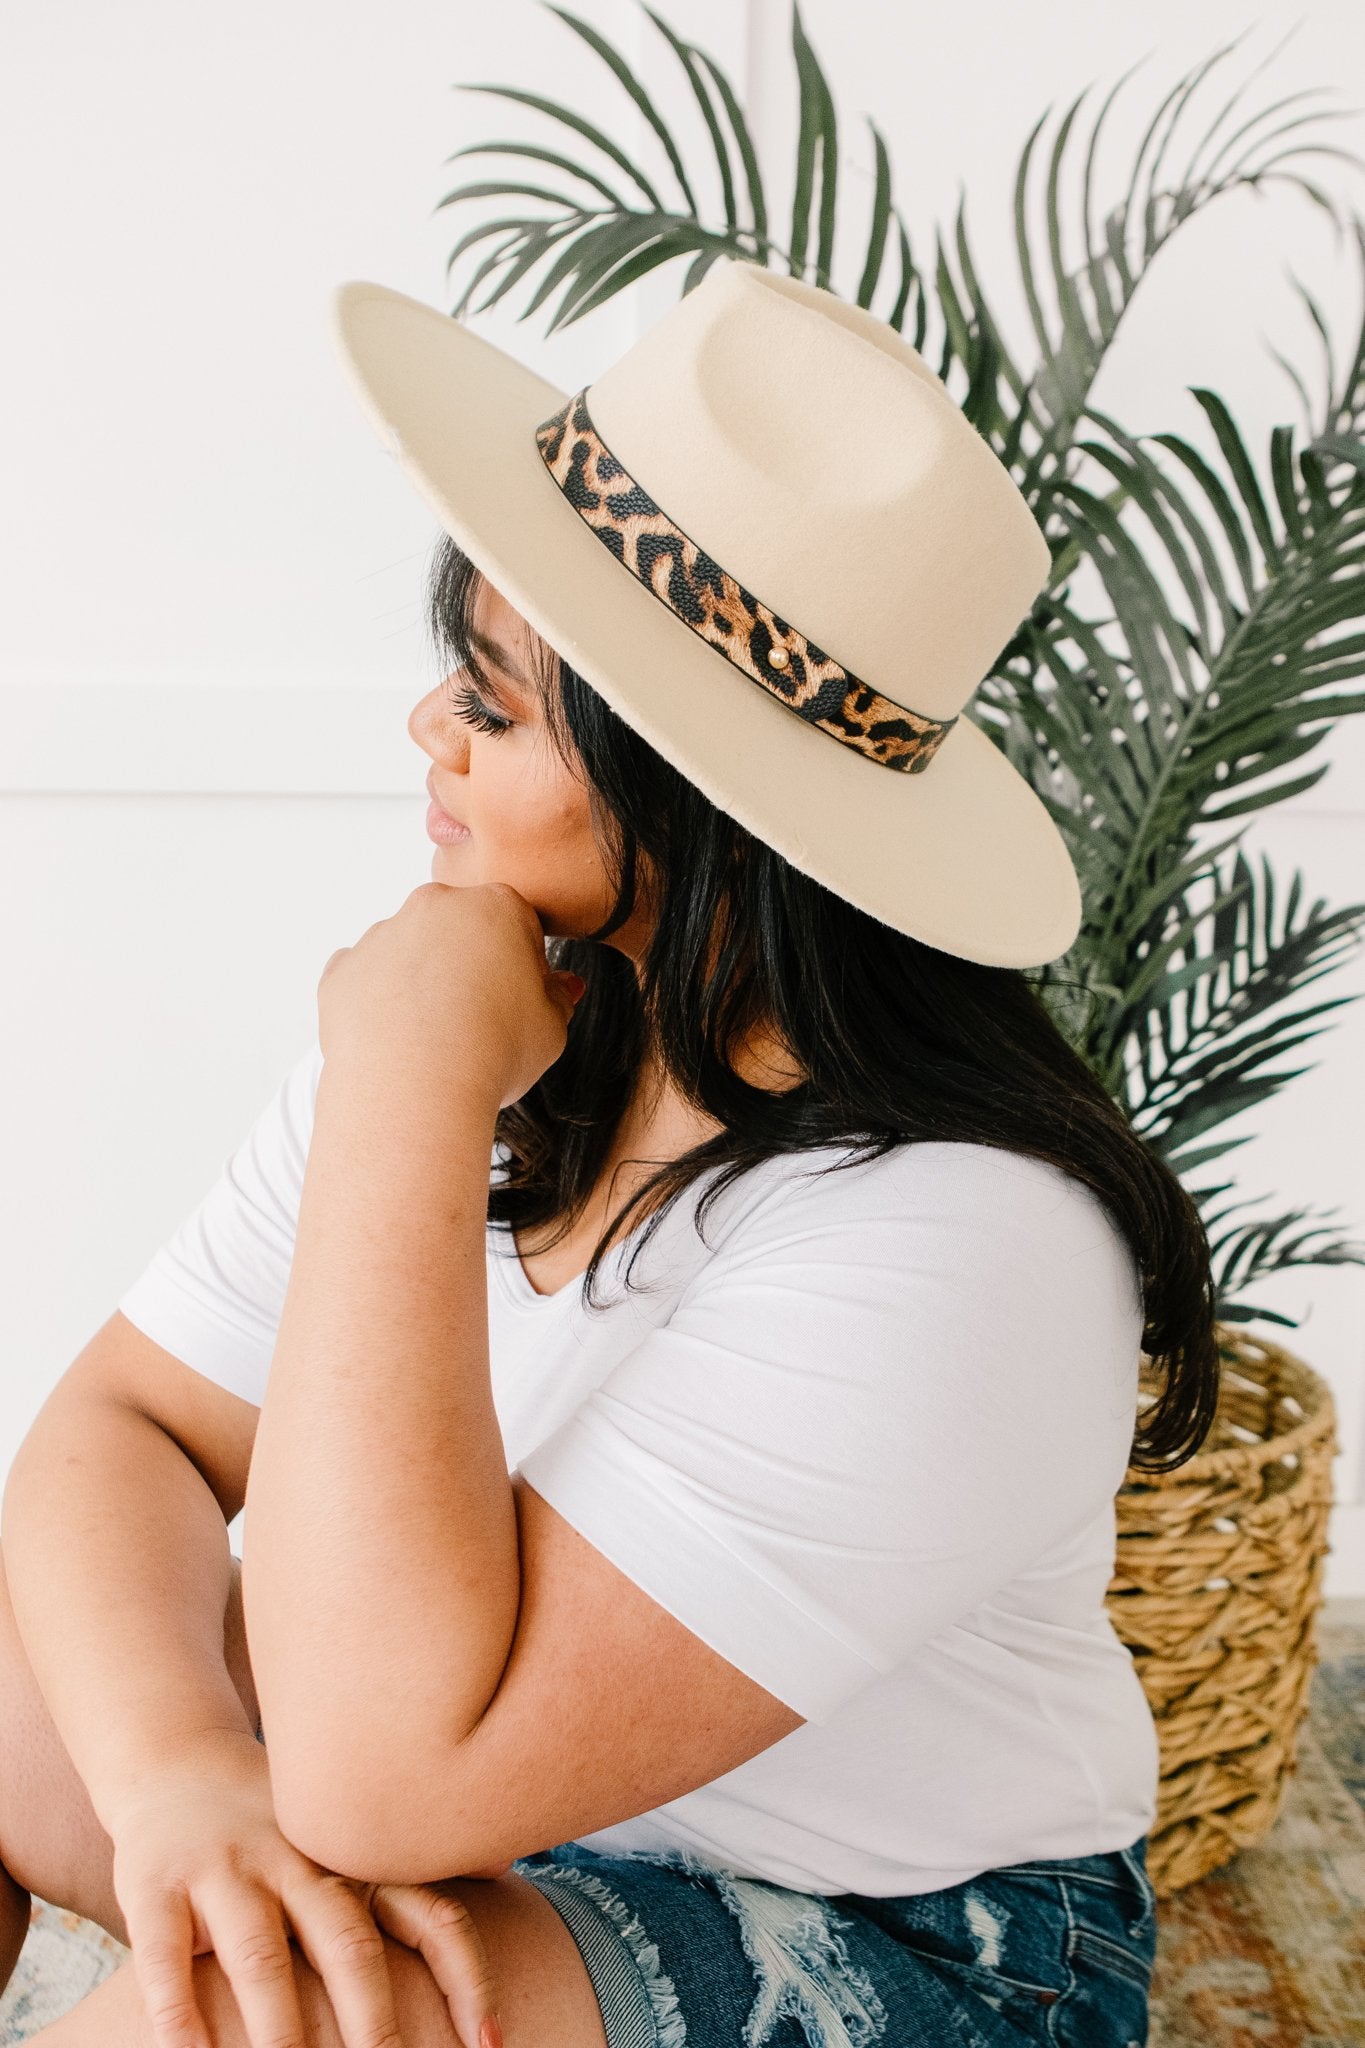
[{"x1": 487, "y1": 1218, "x2": 640, "y2": 1312}]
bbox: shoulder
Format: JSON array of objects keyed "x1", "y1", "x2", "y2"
[
  {"x1": 682, "y1": 1139, "x2": 1145, "y2": 1412},
  {"x1": 590, "y1": 1140, "x2": 1145, "y2": 1547},
  {"x1": 711, "y1": 1138, "x2": 1135, "y2": 1290}
]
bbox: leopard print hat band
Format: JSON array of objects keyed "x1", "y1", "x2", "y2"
[{"x1": 535, "y1": 389, "x2": 958, "y2": 776}]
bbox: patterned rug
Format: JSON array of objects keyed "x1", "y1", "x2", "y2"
[
  {"x1": 1148, "y1": 1598, "x2": 1365, "y2": 2046},
  {"x1": 3, "y1": 1602, "x2": 1362, "y2": 2047}
]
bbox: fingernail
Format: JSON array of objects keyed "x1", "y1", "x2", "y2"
[
  {"x1": 558, "y1": 971, "x2": 586, "y2": 1000},
  {"x1": 480, "y1": 2017, "x2": 504, "y2": 2048}
]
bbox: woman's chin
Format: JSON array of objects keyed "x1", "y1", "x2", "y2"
[{"x1": 431, "y1": 845, "x2": 475, "y2": 879}]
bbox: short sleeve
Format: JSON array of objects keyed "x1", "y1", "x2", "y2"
[
  {"x1": 515, "y1": 1143, "x2": 1145, "y2": 1726},
  {"x1": 116, "y1": 1040, "x2": 326, "y2": 1406}
]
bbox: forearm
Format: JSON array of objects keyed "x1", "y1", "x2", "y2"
[
  {"x1": 243, "y1": 1056, "x2": 518, "y2": 1814},
  {"x1": 1, "y1": 1392, "x2": 251, "y2": 1835}
]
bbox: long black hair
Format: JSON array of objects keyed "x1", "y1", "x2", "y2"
[{"x1": 426, "y1": 532, "x2": 1220, "y2": 1472}]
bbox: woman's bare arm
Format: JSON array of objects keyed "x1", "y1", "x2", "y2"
[
  {"x1": 3, "y1": 1317, "x2": 513, "y2": 2048},
  {"x1": 1, "y1": 1314, "x2": 259, "y2": 1834}
]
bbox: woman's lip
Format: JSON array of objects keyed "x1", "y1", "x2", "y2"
[{"x1": 426, "y1": 798, "x2": 471, "y2": 844}]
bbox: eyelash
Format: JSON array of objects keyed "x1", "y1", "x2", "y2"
[{"x1": 446, "y1": 674, "x2": 513, "y2": 736}]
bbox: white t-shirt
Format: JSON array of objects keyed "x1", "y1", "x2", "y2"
[{"x1": 117, "y1": 1038, "x2": 1160, "y2": 1897}]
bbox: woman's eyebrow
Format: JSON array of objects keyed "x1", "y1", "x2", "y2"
[{"x1": 467, "y1": 630, "x2": 529, "y2": 689}]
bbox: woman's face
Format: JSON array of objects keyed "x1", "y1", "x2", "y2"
[
  {"x1": 408, "y1": 578, "x2": 647, "y2": 952},
  {"x1": 409, "y1": 571, "x2": 804, "y2": 1100}
]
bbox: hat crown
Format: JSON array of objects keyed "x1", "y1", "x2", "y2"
[
  {"x1": 585, "y1": 259, "x2": 1051, "y2": 723},
  {"x1": 327, "y1": 265, "x2": 1083, "y2": 964}
]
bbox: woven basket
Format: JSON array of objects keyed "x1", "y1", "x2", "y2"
[{"x1": 1104, "y1": 1324, "x2": 1337, "y2": 1896}]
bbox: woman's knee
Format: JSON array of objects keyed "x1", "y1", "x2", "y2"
[
  {"x1": 0, "y1": 1537, "x2": 24, "y2": 1680},
  {"x1": 0, "y1": 1539, "x2": 40, "y2": 1870}
]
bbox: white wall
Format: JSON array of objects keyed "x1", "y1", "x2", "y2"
[{"x1": 4, "y1": 0, "x2": 1364, "y2": 1585}]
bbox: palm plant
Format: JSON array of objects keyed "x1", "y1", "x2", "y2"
[{"x1": 434, "y1": 2, "x2": 1365, "y2": 1332}]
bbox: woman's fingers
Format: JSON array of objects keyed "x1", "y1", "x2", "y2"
[
  {"x1": 369, "y1": 1881, "x2": 502, "y2": 2048},
  {"x1": 275, "y1": 1870, "x2": 405, "y2": 2048},
  {"x1": 122, "y1": 1884, "x2": 217, "y2": 2048},
  {"x1": 200, "y1": 1883, "x2": 318, "y2": 2048}
]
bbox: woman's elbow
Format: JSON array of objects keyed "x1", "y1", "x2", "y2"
[{"x1": 268, "y1": 1739, "x2": 478, "y2": 1885}]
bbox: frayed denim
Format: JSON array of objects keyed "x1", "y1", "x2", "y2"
[{"x1": 511, "y1": 1835, "x2": 1157, "y2": 2048}]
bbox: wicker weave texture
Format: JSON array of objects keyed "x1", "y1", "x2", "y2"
[{"x1": 1105, "y1": 1327, "x2": 1337, "y2": 1896}]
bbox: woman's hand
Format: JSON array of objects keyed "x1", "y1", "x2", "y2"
[
  {"x1": 104, "y1": 1727, "x2": 503, "y2": 2048},
  {"x1": 317, "y1": 881, "x2": 586, "y2": 1113}
]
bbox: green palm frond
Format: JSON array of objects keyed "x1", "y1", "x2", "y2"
[
  {"x1": 434, "y1": 2, "x2": 1365, "y2": 1323},
  {"x1": 997, "y1": 384, "x2": 1365, "y2": 949},
  {"x1": 981, "y1": 26, "x2": 1363, "y2": 487},
  {"x1": 1112, "y1": 845, "x2": 1365, "y2": 1167},
  {"x1": 1194, "y1": 1190, "x2": 1365, "y2": 1329},
  {"x1": 790, "y1": 2, "x2": 837, "y2": 287},
  {"x1": 434, "y1": 0, "x2": 917, "y2": 331},
  {"x1": 1011, "y1": 218, "x2": 1365, "y2": 1310}
]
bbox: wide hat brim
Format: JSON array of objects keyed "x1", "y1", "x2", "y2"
[{"x1": 330, "y1": 280, "x2": 1083, "y2": 969}]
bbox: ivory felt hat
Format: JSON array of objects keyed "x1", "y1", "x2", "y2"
[{"x1": 329, "y1": 257, "x2": 1082, "y2": 969}]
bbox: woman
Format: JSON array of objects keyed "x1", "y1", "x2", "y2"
[{"x1": 1, "y1": 261, "x2": 1218, "y2": 2048}]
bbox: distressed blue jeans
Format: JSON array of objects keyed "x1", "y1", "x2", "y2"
[{"x1": 509, "y1": 1834, "x2": 1157, "y2": 2048}]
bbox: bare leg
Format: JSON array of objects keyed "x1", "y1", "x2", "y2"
[
  {"x1": 0, "y1": 1540, "x2": 608, "y2": 2046},
  {"x1": 21, "y1": 1935, "x2": 448, "y2": 2048},
  {"x1": 23, "y1": 1938, "x2": 451, "y2": 2048},
  {"x1": 23, "y1": 1877, "x2": 609, "y2": 2048}
]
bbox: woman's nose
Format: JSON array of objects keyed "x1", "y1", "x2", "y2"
[{"x1": 408, "y1": 682, "x2": 470, "y2": 764}]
